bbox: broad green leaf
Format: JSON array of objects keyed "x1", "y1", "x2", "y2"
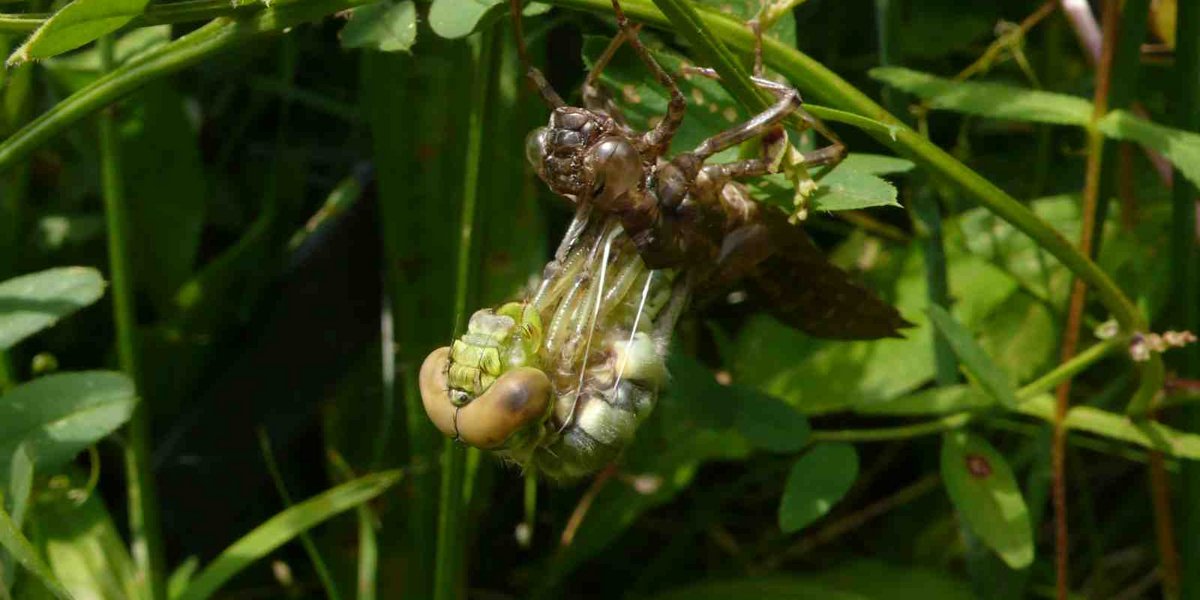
[
  {"x1": 857, "y1": 384, "x2": 992, "y2": 416},
  {"x1": 976, "y1": 293, "x2": 1056, "y2": 383},
  {"x1": 0, "y1": 507, "x2": 71, "y2": 600},
  {"x1": 0, "y1": 371, "x2": 136, "y2": 482},
  {"x1": 813, "y1": 167, "x2": 901, "y2": 212},
  {"x1": 750, "y1": 167, "x2": 899, "y2": 214},
  {"x1": 940, "y1": 431, "x2": 1033, "y2": 569},
  {"x1": 926, "y1": 305, "x2": 1018, "y2": 407},
  {"x1": 652, "y1": 577, "x2": 861, "y2": 600},
  {"x1": 733, "y1": 386, "x2": 811, "y2": 453},
  {"x1": 870, "y1": 67, "x2": 1092, "y2": 126},
  {"x1": 1098, "y1": 109, "x2": 1200, "y2": 190},
  {"x1": 340, "y1": 1, "x2": 417, "y2": 53},
  {"x1": 7, "y1": 0, "x2": 153, "y2": 64},
  {"x1": 428, "y1": 0, "x2": 503, "y2": 39},
  {"x1": 779, "y1": 443, "x2": 858, "y2": 533},
  {"x1": 838, "y1": 153, "x2": 915, "y2": 175},
  {"x1": 0, "y1": 267, "x2": 105, "y2": 350},
  {"x1": 28, "y1": 469, "x2": 141, "y2": 600},
  {"x1": 176, "y1": 470, "x2": 402, "y2": 600}
]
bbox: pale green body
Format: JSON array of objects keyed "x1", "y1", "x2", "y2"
[{"x1": 443, "y1": 209, "x2": 687, "y2": 480}]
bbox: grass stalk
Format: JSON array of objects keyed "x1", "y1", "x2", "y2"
[
  {"x1": 433, "y1": 27, "x2": 497, "y2": 600},
  {"x1": 1172, "y1": 2, "x2": 1200, "y2": 598},
  {"x1": 97, "y1": 35, "x2": 166, "y2": 600}
]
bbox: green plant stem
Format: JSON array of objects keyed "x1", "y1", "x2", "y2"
[
  {"x1": 544, "y1": 0, "x2": 1162, "y2": 410},
  {"x1": 1173, "y1": 2, "x2": 1200, "y2": 599},
  {"x1": 97, "y1": 35, "x2": 166, "y2": 600},
  {"x1": 0, "y1": 0, "x2": 375, "y2": 174},
  {"x1": 434, "y1": 28, "x2": 496, "y2": 600}
]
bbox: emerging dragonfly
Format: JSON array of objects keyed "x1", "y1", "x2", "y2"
[{"x1": 420, "y1": 0, "x2": 909, "y2": 481}]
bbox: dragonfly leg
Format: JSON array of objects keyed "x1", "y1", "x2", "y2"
[
  {"x1": 691, "y1": 88, "x2": 800, "y2": 160},
  {"x1": 509, "y1": 0, "x2": 566, "y2": 108},
  {"x1": 580, "y1": 27, "x2": 638, "y2": 130},
  {"x1": 680, "y1": 66, "x2": 847, "y2": 167},
  {"x1": 609, "y1": 0, "x2": 686, "y2": 157}
]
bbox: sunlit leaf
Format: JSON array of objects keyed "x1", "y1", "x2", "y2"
[
  {"x1": 870, "y1": 67, "x2": 1092, "y2": 126},
  {"x1": 926, "y1": 305, "x2": 1018, "y2": 407},
  {"x1": 838, "y1": 153, "x2": 915, "y2": 175},
  {"x1": 341, "y1": 0, "x2": 418, "y2": 53},
  {"x1": 814, "y1": 167, "x2": 901, "y2": 212},
  {"x1": 940, "y1": 431, "x2": 1033, "y2": 569},
  {"x1": 0, "y1": 267, "x2": 105, "y2": 350},
  {"x1": 778, "y1": 443, "x2": 858, "y2": 533},
  {"x1": 7, "y1": 0, "x2": 153, "y2": 64},
  {"x1": 1098, "y1": 109, "x2": 1200, "y2": 190},
  {"x1": 0, "y1": 371, "x2": 136, "y2": 482},
  {"x1": 176, "y1": 470, "x2": 402, "y2": 600},
  {"x1": 428, "y1": 0, "x2": 503, "y2": 39},
  {"x1": 427, "y1": 0, "x2": 547, "y2": 39}
]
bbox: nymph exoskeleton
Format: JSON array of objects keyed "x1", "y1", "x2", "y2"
[{"x1": 419, "y1": 0, "x2": 910, "y2": 481}]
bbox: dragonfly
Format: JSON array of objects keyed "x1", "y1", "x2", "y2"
[{"x1": 420, "y1": 0, "x2": 910, "y2": 481}]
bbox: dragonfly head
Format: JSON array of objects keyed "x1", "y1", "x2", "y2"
[
  {"x1": 419, "y1": 303, "x2": 553, "y2": 451},
  {"x1": 526, "y1": 107, "x2": 638, "y2": 204}
]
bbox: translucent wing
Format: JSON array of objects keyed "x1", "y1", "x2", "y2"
[{"x1": 711, "y1": 210, "x2": 912, "y2": 340}]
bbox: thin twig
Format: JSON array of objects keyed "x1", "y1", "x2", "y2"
[{"x1": 1053, "y1": 2, "x2": 1120, "y2": 598}]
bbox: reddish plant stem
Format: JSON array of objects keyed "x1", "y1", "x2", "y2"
[
  {"x1": 1053, "y1": 1, "x2": 1120, "y2": 598},
  {"x1": 1148, "y1": 422, "x2": 1181, "y2": 599}
]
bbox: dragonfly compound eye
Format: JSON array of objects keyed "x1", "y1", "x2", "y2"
[
  {"x1": 525, "y1": 127, "x2": 550, "y2": 173},
  {"x1": 420, "y1": 347, "x2": 552, "y2": 449},
  {"x1": 585, "y1": 137, "x2": 641, "y2": 209}
]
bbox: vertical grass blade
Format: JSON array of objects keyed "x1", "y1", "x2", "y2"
[
  {"x1": 97, "y1": 34, "x2": 165, "y2": 600},
  {"x1": 1173, "y1": 2, "x2": 1200, "y2": 598}
]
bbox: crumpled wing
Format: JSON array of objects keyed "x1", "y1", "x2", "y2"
[{"x1": 711, "y1": 211, "x2": 912, "y2": 340}]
